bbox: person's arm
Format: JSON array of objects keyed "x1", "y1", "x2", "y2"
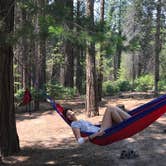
[
  {"x1": 88, "y1": 130, "x2": 105, "y2": 141},
  {"x1": 72, "y1": 128, "x2": 105, "y2": 144},
  {"x1": 72, "y1": 128, "x2": 89, "y2": 144}
]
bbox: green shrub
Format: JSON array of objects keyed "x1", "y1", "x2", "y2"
[
  {"x1": 30, "y1": 88, "x2": 46, "y2": 101},
  {"x1": 15, "y1": 87, "x2": 46, "y2": 103},
  {"x1": 158, "y1": 80, "x2": 166, "y2": 91},
  {"x1": 116, "y1": 80, "x2": 132, "y2": 92},
  {"x1": 14, "y1": 89, "x2": 25, "y2": 102},
  {"x1": 103, "y1": 81, "x2": 120, "y2": 95},
  {"x1": 134, "y1": 75, "x2": 154, "y2": 91},
  {"x1": 46, "y1": 82, "x2": 76, "y2": 99},
  {"x1": 15, "y1": 83, "x2": 76, "y2": 102}
]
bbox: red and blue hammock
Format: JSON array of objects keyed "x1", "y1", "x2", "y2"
[{"x1": 47, "y1": 94, "x2": 166, "y2": 146}]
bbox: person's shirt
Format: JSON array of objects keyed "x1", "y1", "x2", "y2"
[{"x1": 71, "y1": 120, "x2": 100, "y2": 133}]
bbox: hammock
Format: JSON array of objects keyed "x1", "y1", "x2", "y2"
[{"x1": 46, "y1": 94, "x2": 166, "y2": 146}]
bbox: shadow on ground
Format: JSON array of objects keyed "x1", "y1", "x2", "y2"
[
  {"x1": 3, "y1": 119, "x2": 166, "y2": 166},
  {"x1": 8, "y1": 94, "x2": 166, "y2": 166}
]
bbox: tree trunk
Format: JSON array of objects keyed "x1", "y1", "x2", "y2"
[
  {"x1": 97, "y1": 0, "x2": 105, "y2": 102},
  {"x1": 34, "y1": 0, "x2": 40, "y2": 111},
  {"x1": 0, "y1": 0, "x2": 20, "y2": 156},
  {"x1": 114, "y1": 0, "x2": 122, "y2": 80},
  {"x1": 75, "y1": 0, "x2": 84, "y2": 94},
  {"x1": 154, "y1": 0, "x2": 161, "y2": 95},
  {"x1": 63, "y1": 0, "x2": 74, "y2": 88},
  {"x1": 39, "y1": 0, "x2": 47, "y2": 91},
  {"x1": 14, "y1": 2, "x2": 22, "y2": 92},
  {"x1": 75, "y1": 46, "x2": 84, "y2": 94},
  {"x1": 21, "y1": 9, "x2": 30, "y2": 89},
  {"x1": 39, "y1": 38, "x2": 46, "y2": 92},
  {"x1": 64, "y1": 41, "x2": 74, "y2": 87},
  {"x1": 0, "y1": 47, "x2": 20, "y2": 157},
  {"x1": 51, "y1": 63, "x2": 60, "y2": 82},
  {"x1": 85, "y1": 0, "x2": 99, "y2": 117}
]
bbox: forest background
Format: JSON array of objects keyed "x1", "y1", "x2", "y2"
[{"x1": 14, "y1": 0, "x2": 166, "y2": 114}]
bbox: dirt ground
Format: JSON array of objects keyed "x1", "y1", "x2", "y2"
[{"x1": 2, "y1": 93, "x2": 166, "y2": 166}]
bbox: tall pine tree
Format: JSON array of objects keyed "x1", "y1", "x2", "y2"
[{"x1": 0, "y1": 0, "x2": 20, "y2": 157}]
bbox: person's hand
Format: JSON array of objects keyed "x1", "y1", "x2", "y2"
[
  {"x1": 97, "y1": 130, "x2": 105, "y2": 136},
  {"x1": 88, "y1": 130, "x2": 105, "y2": 141}
]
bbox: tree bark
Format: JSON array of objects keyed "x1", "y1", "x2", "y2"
[
  {"x1": 97, "y1": 0, "x2": 105, "y2": 102},
  {"x1": 76, "y1": 46, "x2": 84, "y2": 94},
  {"x1": 85, "y1": 0, "x2": 99, "y2": 117},
  {"x1": 34, "y1": 0, "x2": 40, "y2": 111},
  {"x1": 64, "y1": 41, "x2": 74, "y2": 87},
  {"x1": 0, "y1": 0, "x2": 20, "y2": 156},
  {"x1": 75, "y1": 0, "x2": 84, "y2": 94},
  {"x1": 154, "y1": 0, "x2": 162, "y2": 95},
  {"x1": 39, "y1": 0, "x2": 47, "y2": 91},
  {"x1": 114, "y1": 0, "x2": 122, "y2": 80},
  {"x1": 21, "y1": 9, "x2": 30, "y2": 89},
  {"x1": 63, "y1": 0, "x2": 74, "y2": 88}
]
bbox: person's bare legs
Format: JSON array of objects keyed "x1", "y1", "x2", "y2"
[
  {"x1": 116, "y1": 106, "x2": 131, "y2": 120},
  {"x1": 100, "y1": 106, "x2": 131, "y2": 131},
  {"x1": 100, "y1": 107, "x2": 113, "y2": 131}
]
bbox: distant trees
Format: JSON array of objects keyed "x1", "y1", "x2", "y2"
[
  {"x1": 13, "y1": 0, "x2": 166, "y2": 114},
  {"x1": 122, "y1": 0, "x2": 165, "y2": 94}
]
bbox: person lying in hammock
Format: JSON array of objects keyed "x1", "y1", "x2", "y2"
[{"x1": 63, "y1": 106, "x2": 131, "y2": 144}]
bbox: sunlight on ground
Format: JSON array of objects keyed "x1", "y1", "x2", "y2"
[
  {"x1": 125, "y1": 138, "x2": 137, "y2": 143},
  {"x1": 3, "y1": 156, "x2": 30, "y2": 165},
  {"x1": 45, "y1": 160, "x2": 57, "y2": 165}
]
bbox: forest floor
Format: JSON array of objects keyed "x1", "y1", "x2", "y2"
[{"x1": 2, "y1": 92, "x2": 166, "y2": 166}]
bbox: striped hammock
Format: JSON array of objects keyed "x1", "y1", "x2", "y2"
[{"x1": 47, "y1": 94, "x2": 166, "y2": 146}]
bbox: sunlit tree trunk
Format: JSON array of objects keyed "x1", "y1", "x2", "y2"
[
  {"x1": 114, "y1": 0, "x2": 123, "y2": 80},
  {"x1": 86, "y1": 0, "x2": 99, "y2": 117}
]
